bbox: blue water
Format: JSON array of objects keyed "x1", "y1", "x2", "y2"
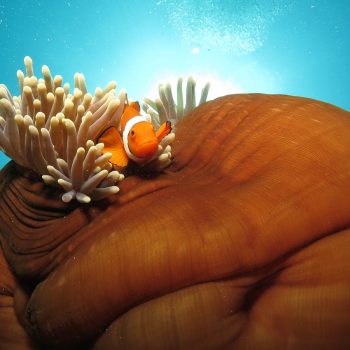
[{"x1": 1, "y1": 0, "x2": 350, "y2": 168}]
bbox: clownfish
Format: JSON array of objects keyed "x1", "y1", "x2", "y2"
[{"x1": 98, "y1": 101, "x2": 172, "y2": 168}]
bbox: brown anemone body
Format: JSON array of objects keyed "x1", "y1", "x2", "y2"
[{"x1": 1, "y1": 94, "x2": 350, "y2": 349}]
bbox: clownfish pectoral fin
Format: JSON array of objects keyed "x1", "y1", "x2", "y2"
[
  {"x1": 156, "y1": 121, "x2": 172, "y2": 142},
  {"x1": 98, "y1": 127, "x2": 129, "y2": 167}
]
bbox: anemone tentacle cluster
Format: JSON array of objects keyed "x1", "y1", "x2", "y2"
[
  {"x1": 139, "y1": 76, "x2": 210, "y2": 171},
  {"x1": 0, "y1": 58, "x2": 209, "y2": 203},
  {"x1": 143, "y1": 76, "x2": 210, "y2": 130},
  {"x1": 0, "y1": 56, "x2": 126, "y2": 203}
]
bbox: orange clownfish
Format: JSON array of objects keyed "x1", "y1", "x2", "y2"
[{"x1": 98, "y1": 101, "x2": 172, "y2": 168}]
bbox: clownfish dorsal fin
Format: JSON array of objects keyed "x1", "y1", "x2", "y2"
[
  {"x1": 156, "y1": 121, "x2": 172, "y2": 142},
  {"x1": 98, "y1": 126, "x2": 129, "y2": 167},
  {"x1": 129, "y1": 101, "x2": 140, "y2": 112},
  {"x1": 121, "y1": 95, "x2": 130, "y2": 116},
  {"x1": 120, "y1": 101, "x2": 142, "y2": 132}
]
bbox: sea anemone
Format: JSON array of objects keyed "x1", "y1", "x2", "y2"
[
  {"x1": 0, "y1": 58, "x2": 209, "y2": 203},
  {"x1": 2, "y1": 94, "x2": 350, "y2": 349},
  {"x1": 0, "y1": 56, "x2": 127, "y2": 203},
  {"x1": 143, "y1": 76, "x2": 210, "y2": 129},
  {"x1": 138, "y1": 76, "x2": 210, "y2": 171}
]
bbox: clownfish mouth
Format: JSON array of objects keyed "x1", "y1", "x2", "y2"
[{"x1": 132, "y1": 140, "x2": 159, "y2": 159}]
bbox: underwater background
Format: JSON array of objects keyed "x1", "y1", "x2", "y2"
[{"x1": 0, "y1": 0, "x2": 349, "y2": 168}]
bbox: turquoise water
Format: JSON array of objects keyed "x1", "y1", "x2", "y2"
[{"x1": 1, "y1": 0, "x2": 349, "y2": 168}]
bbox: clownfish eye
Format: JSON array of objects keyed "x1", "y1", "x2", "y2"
[{"x1": 131, "y1": 130, "x2": 135, "y2": 137}]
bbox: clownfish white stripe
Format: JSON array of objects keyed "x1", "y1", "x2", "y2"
[{"x1": 122, "y1": 115, "x2": 149, "y2": 162}]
